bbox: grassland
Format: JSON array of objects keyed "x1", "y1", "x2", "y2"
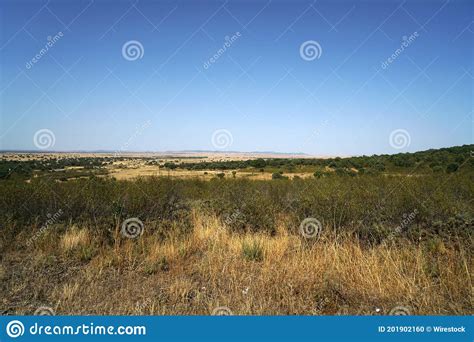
[{"x1": 0, "y1": 145, "x2": 472, "y2": 315}]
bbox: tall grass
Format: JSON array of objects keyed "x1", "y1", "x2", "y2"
[
  {"x1": 0, "y1": 174, "x2": 472, "y2": 315},
  {"x1": 1, "y1": 210, "x2": 471, "y2": 315}
]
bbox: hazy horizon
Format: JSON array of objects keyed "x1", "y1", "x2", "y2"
[
  {"x1": 1, "y1": 0, "x2": 472, "y2": 155},
  {"x1": 1, "y1": 142, "x2": 472, "y2": 159}
]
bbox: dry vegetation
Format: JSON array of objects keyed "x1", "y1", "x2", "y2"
[
  {"x1": 1, "y1": 210, "x2": 471, "y2": 315},
  {"x1": 1, "y1": 157, "x2": 472, "y2": 315}
]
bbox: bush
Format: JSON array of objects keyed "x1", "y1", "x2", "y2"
[
  {"x1": 313, "y1": 170, "x2": 324, "y2": 178},
  {"x1": 355, "y1": 223, "x2": 391, "y2": 246},
  {"x1": 272, "y1": 172, "x2": 287, "y2": 180},
  {"x1": 0, "y1": 169, "x2": 472, "y2": 246},
  {"x1": 446, "y1": 163, "x2": 459, "y2": 173}
]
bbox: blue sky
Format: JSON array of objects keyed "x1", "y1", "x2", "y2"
[{"x1": 0, "y1": 0, "x2": 472, "y2": 156}]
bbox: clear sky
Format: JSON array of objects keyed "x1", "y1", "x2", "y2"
[{"x1": 0, "y1": 0, "x2": 472, "y2": 156}]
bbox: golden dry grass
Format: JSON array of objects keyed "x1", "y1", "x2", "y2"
[
  {"x1": 3, "y1": 211, "x2": 470, "y2": 315},
  {"x1": 107, "y1": 166, "x2": 314, "y2": 180},
  {"x1": 60, "y1": 227, "x2": 90, "y2": 252}
]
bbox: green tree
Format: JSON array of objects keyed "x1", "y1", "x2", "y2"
[{"x1": 313, "y1": 170, "x2": 324, "y2": 178}]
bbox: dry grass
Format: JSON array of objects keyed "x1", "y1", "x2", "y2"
[
  {"x1": 107, "y1": 166, "x2": 313, "y2": 180},
  {"x1": 60, "y1": 227, "x2": 90, "y2": 252},
  {"x1": 1, "y1": 211, "x2": 471, "y2": 315}
]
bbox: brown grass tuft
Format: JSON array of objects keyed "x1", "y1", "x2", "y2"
[{"x1": 60, "y1": 227, "x2": 90, "y2": 252}]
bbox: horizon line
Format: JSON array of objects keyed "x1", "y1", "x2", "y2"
[{"x1": 1, "y1": 144, "x2": 472, "y2": 159}]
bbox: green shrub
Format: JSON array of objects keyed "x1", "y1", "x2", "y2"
[
  {"x1": 272, "y1": 172, "x2": 287, "y2": 180},
  {"x1": 242, "y1": 240, "x2": 263, "y2": 262},
  {"x1": 313, "y1": 170, "x2": 324, "y2": 178},
  {"x1": 0, "y1": 164, "x2": 472, "y2": 247},
  {"x1": 446, "y1": 163, "x2": 459, "y2": 173}
]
